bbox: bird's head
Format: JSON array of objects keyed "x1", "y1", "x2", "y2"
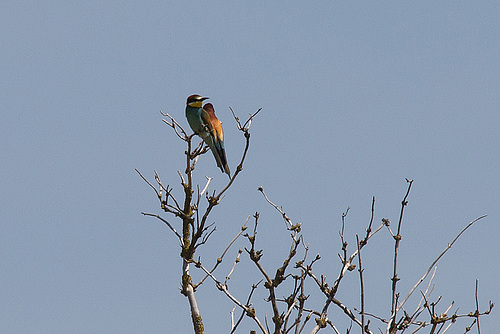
[{"x1": 186, "y1": 94, "x2": 209, "y2": 108}]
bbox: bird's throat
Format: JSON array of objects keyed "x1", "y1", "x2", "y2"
[{"x1": 188, "y1": 101, "x2": 203, "y2": 108}]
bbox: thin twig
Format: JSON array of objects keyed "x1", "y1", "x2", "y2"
[
  {"x1": 197, "y1": 262, "x2": 268, "y2": 334},
  {"x1": 258, "y1": 187, "x2": 295, "y2": 229},
  {"x1": 339, "y1": 207, "x2": 350, "y2": 265},
  {"x1": 356, "y1": 234, "x2": 365, "y2": 334},
  {"x1": 475, "y1": 280, "x2": 481, "y2": 334},
  {"x1": 135, "y1": 169, "x2": 161, "y2": 199},
  {"x1": 200, "y1": 176, "x2": 213, "y2": 195},
  {"x1": 298, "y1": 219, "x2": 385, "y2": 334},
  {"x1": 225, "y1": 249, "x2": 243, "y2": 285},
  {"x1": 413, "y1": 266, "x2": 437, "y2": 318},
  {"x1": 161, "y1": 111, "x2": 188, "y2": 140},
  {"x1": 230, "y1": 306, "x2": 236, "y2": 331},
  {"x1": 360, "y1": 197, "x2": 375, "y2": 247},
  {"x1": 230, "y1": 106, "x2": 262, "y2": 131},
  {"x1": 389, "y1": 179, "x2": 414, "y2": 333},
  {"x1": 283, "y1": 300, "x2": 298, "y2": 326},
  {"x1": 141, "y1": 212, "x2": 183, "y2": 245},
  {"x1": 231, "y1": 281, "x2": 263, "y2": 334},
  {"x1": 194, "y1": 218, "x2": 248, "y2": 288},
  {"x1": 396, "y1": 215, "x2": 487, "y2": 314}
]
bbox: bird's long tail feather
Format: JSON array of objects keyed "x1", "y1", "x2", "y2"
[{"x1": 204, "y1": 136, "x2": 231, "y2": 177}]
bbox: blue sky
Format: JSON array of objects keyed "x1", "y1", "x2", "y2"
[{"x1": 1, "y1": 1, "x2": 498, "y2": 333}]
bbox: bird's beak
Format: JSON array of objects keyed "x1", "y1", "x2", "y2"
[{"x1": 201, "y1": 97, "x2": 210, "y2": 101}]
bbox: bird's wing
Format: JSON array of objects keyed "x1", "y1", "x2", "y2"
[
  {"x1": 201, "y1": 104, "x2": 224, "y2": 145},
  {"x1": 200, "y1": 107, "x2": 224, "y2": 167},
  {"x1": 201, "y1": 104, "x2": 230, "y2": 176},
  {"x1": 200, "y1": 107, "x2": 215, "y2": 136},
  {"x1": 210, "y1": 114, "x2": 224, "y2": 143}
]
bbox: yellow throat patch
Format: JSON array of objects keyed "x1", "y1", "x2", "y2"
[{"x1": 188, "y1": 101, "x2": 203, "y2": 108}]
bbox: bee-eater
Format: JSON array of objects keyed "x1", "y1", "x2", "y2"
[{"x1": 185, "y1": 94, "x2": 231, "y2": 176}]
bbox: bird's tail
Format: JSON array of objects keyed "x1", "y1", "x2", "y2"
[
  {"x1": 222, "y1": 161, "x2": 231, "y2": 178},
  {"x1": 214, "y1": 145, "x2": 231, "y2": 177},
  {"x1": 205, "y1": 137, "x2": 231, "y2": 177}
]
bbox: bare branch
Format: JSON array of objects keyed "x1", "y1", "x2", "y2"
[
  {"x1": 161, "y1": 112, "x2": 189, "y2": 140},
  {"x1": 135, "y1": 168, "x2": 161, "y2": 199},
  {"x1": 359, "y1": 197, "x2": 375, "y2": 247},
  {"x1": 331, "y1": 298, "x2": 373, "y2": 334},
  {"x1": 230, "y1": 106, "x2": 262, "y2": 131},
  {"x1": 200, "y1": 176, "x2": 213, "y2": 195},
  {"x1": 231, "y1": 281, "x2": 263, "y2": 334},
  {"x1": 258, "y1": 186, "x2": 296, "y2": 229},
  {"x1": 396, "y1": 215, "x2": 488, "y2": 314},
  {"x1": 141, "y1": 212, "x2": 183, "y2": 245},
  {"x1": 195, "y1": 218, "x2": 248, "y2": 288},
  {"x1": 356, "y1": 234, "x2": 366, "y2": 334},
  {"x1": 225, "y1": 249, "x2": 243, "y2": 285},
  {"x1": 475, "y1": 280, "x2": 481, "y2": 334},
  {"x1": 389, "y1": 179, "x2": 414, "y2": 333},
  {"x1": 283, "y1": 300, "x2": 298, "y2": 327},
  {"x1": 197, "y1": 261, "x2": 268, "y2": 334}
]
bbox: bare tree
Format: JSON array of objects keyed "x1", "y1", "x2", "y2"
[{"x1": 137, "y1": 108, "x2": 493, "y2": 334}]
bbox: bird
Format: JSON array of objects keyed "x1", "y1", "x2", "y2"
[{"x1": 185, "y1": 94, "x2": 231, "y2": 177}]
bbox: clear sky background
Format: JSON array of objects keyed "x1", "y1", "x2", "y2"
[{"x1": 1, "y1": 1, "x2": 498, "y2": 333}]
